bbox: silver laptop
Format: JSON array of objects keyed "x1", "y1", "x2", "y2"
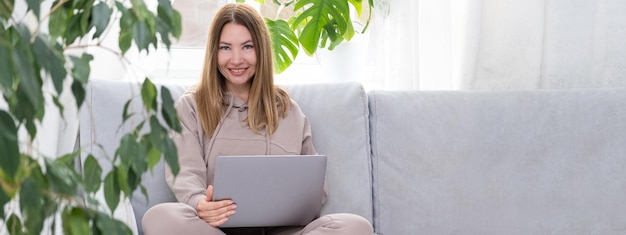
[{"x1": 212, "y1": 155, "x2": 327, "y2": 228}]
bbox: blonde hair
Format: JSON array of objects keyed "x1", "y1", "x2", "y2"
[{"x1": 195, "y1": 3, "x2": 290, "y2": 137}]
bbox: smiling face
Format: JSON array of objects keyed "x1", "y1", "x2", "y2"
[{"x1": 217, "y1": 23, "x2": 257, "y2": 99}]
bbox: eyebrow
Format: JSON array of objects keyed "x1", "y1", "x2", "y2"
[{"x1": 219, "y1": 40, "x2": 253, "y2": 46}]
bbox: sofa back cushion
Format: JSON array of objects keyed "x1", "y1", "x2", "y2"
[
  {"x1": 368, "y1": 89, "x2": 626, "y2": 234},
  {"x1": 284, "y1": 82, "x2": 372, "y2": 219},
  {"x1": 81, "y1": 79, "x2": 373, "y2": 234}
]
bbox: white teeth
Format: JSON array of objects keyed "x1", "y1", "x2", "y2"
[{"x1": 231, "y1": 69, "x2": 245, "y2": 73}]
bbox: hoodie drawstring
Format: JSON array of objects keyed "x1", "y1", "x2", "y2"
[{"x1": 206, "y1": 93, "x2": 271, "y2": 156}]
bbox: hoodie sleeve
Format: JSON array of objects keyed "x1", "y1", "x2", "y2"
[{"x1": 165, "y1": 93, "x2": 207, "y2": 209}]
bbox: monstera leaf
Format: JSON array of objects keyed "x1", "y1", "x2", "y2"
[
  {"x1": 267, "y1": 18, "x2": 300, "y2": 74},
  {"x1": 254, "y1": 0, "x2": 374, "y2": 74},
  {"x1": 292, "y1": 0, "x2": 355, "y2": 56}
]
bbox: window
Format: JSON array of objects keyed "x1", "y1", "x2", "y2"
[{"x1": 151, "y1": 1, "x2": 378, "y2": 89}]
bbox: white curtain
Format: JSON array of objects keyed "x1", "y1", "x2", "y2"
[{"x1": 371, "y1": 0, "x2": 626, "y2": 90}]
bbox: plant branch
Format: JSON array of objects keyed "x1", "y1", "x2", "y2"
[
  {"x1": 273, "y1": 0, "x2": 295, "y2": 7},
  {"x1": 0, "y1": 177, "x2": 17, "y2": 196},
  {"x1": 272, "y1": 0, "x2": 295, "y2": 20},
  {"x1": 359, "y1": 1, "x2": 374, "y2": 34},
  {"x1": 65, "y1": 43, "x2": 125, "y2": 60},
  {"x1": 47, "y1": 0, "x2": 70, "y2": 19},
  {"x1": 35, "y1": 0, "x2": 70, "y2": 37}
]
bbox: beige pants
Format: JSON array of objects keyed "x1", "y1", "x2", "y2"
[{"x1": 142, "y1": 203, "x2": 373, "y2": 235}]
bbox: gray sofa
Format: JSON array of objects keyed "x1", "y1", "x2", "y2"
[{"x1": 80, "y1": 79, "x2": 626, "y2": 235}]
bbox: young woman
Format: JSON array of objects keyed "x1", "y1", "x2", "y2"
[{"x1": 142, "y1": 3, "x2": 373, "y2": 235}]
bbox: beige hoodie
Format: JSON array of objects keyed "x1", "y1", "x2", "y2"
[{"x1": 165, "y1": 88, "x2": 324, "y2": 209}]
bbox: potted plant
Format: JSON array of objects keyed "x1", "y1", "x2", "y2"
[
  {"x1": 239, "y1": 0, "x2": 375, "y2": 73},
  {"x1": 0, "y1": 0, "x2": 182, "y2": 234}
]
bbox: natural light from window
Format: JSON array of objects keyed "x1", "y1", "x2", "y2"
[{"x1": 147, "y1": 0, "x2": 379, "y2": 90}]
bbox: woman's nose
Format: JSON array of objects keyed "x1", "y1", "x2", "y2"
[{"x1": 231, "y1": 50, "x2": 243, "y2": 64}]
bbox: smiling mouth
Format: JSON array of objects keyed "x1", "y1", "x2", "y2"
[{"x1": 230, "y1": 68, "x2": 246, "y2": 73}]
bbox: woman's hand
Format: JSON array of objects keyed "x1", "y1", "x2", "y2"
[{"x1": 196, "y1": 185, "x2": 237, "y2": 227}]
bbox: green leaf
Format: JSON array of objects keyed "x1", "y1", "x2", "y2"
[
  {"x1": 52, "y1": 95, "x2": 65, "y2": 119},
  {"x1": 116, "y1": 1, "x2": 134, "y2": 54},
  {"x1": 23, "y1": 119, "x2": 37, "y2": 139},
  {"x1": 54, "y1": 151, "x2": 81, "y2": 167},
  {"x1": 170, "y1": 7, "x2": 182, "y2": 39},
  {"x1": 94, "y1": 211, "x2": 132, "y2": 235},
  {"x1": 20, "y1": 178, "x2": 44, "y2": 235},
  {"x1": 141, "y1": 78, "x2": 157, "y2": 112},
  {"x1": 12, "y1": 29, "x2": 43, "y2": 111},
  {"x1": 267, "y1": 18, "x2": 299, "y2": 73},
  {"x1": 83, "y1": 154, "x2": 103, "y2": 193},
  {"x1": 128, "y1": 0, "x2": 157, "y2": 51},
  {"x1": 130, "y1": 0, "x2": 151, "y2": 20},
  {"x1": 69, "y1": 53, "x2": 94, "y2": 84},
  {"x1": 103, "y1": 171, "x2": 120, "y2": 214},
  {"x1": 0, "y1": 110, "x2": 19, "y2": 179},
  {"x1": 117, "y1": 134, "x2": 137, "y2": 166},
  {"x1": 132, "y1": 21, "x2": 151, "y2": 52},
  {"x1": 160, "y1": 86, "x2": 181, "y2": 132},
  {"x1": 115, "y1": 162, "x2": 141, "y2": 198},
  {"x1": 48, "y1": 1, "x2": 68, "y2": 40},
  {"x1": 117, "y1": 133, "x2": 148, "y2": 179},
  {"x1": 116, "y1": 131, "x2": 146, "y2": 196},
  {"x1": 71, "y1": 80, "x2": 86, "y2": 109},
  {"x1": 162, "y1": 137, "x2": 179, "y2": 176},
  {"x1": 41, "y1": 192, "x2": 59, "y2": 219},
  {"x1": 122, "y1": 99, "x2": 133, "y2": 123},
  {"x1": 25, "y1": 0, "x2": 41, "y2": 19},
  {"x1": 78, "y1": 0, "x2": 95, "y2": 29},
  {"x1": 155, "y1": 2, "x2": 182, "y2": 50},
  {"x1": 61, "y1": 207, "x2": 90, "y2": 235},
  {"x1": 61, "y1": 0, "x2": 96, "y2": 45},
  {"x1": 65, "y1": 13, "x2": 83, "y2": 45},
  {"x1": 27, "y1": 157, "x2": 47, "y2": 189},
  {"x1": 7, "y1": 213, "x2": 23, "y2": 235},
  {"x1": 157, "y1": 0, "x2": 182, "y2": 38},
  {"x1": 33, "y1": 35, "x2": 67, "y2": 95},
  {"x1": 348, "y1": 0, "x2": 363, "y2": 17},
  {"x1": 292, "y1": 0, "x2": 353, "y2": 55},
  {"x1": 148, "y1": 115, "x2": 164, "y2": 148},
  {"x1": 91, "y1": 2, "x2": 112, "y2": 39},
  {"x1": 11, "y1": 25, "x2": 45, "y2": 137},
  {"x1": 119, "y1": 29, "x2": 132, "y2": 54},
  {"x1": 116, "y1": 164, "x2": 131, "y2": 197},
  {"x1": 146, "y1": 146, "x2": 161, "y2": 172},
  {"x1": 0, "y1": 32, "x2": 13, "y2": 91},
  {"x1": 324, "y1": 18, "x2": 354, "y2": 51},
  {"x1": 126, "y1": 164, "x2": 140, "y2": 195},
  {"x1": 0, "y1": 182, "x2": 10, "y2": 218},
  {"x1": 45, "y1": 158, "x2": 80, "y2": 196},
  {"x1": 155, "y1": 18, "x2": 172, "y2": 49}
]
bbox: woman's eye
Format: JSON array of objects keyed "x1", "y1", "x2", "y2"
[
  {"x1": 220, "y1": 46, "x2": 230, "y2": 51},
  {"x1": 243, "y1": 45, "x2": 254, "y2": 50}
]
